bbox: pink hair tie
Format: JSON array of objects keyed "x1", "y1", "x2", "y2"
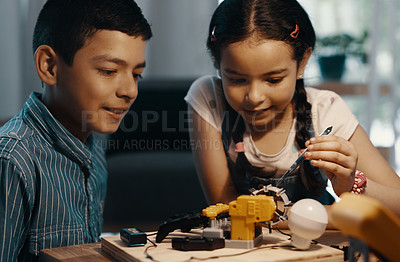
[
  {"x1": 210, "y1": 26, "x2": 217, "y2": 42},
  {"x1": 290, "y1": 24, "x2": 300, "y2": 39},
  {"x1": 235, "y1": 142, "x2": 245, "y2": 153}
]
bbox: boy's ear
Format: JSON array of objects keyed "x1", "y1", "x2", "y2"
[
  {"x1": 34, "y1": 45, "x2": 59, "y2": 86},
  {"x1": 298, "y1": 47, "x2": 313, "y2": 78}
]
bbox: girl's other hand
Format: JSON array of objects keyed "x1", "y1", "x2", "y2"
[{"x1": 304, "y1": 135, "x2": 358, "y2": 196}]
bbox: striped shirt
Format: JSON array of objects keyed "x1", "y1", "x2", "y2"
[{"x1": 0, "y1": 92, "x2": 107, "y2": 261}]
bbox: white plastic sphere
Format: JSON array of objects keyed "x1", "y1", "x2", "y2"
[{"x1": 288, "y1": 198, "x2": 328, "y2": 250}]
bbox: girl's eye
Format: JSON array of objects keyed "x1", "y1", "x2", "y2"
[
  {"x1": 98, "y1": 69, "x2": 116, "y2": 76},
  {"x1": 227, "y1": 77, "x2": 247, "y2": 85},
  {"x1": 267, "y1": 78, "x2": 283, "y2": 84}
]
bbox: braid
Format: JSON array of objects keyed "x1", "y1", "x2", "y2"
[{"x1": 294, "y1": 79, "x2": 325, "y2": 195}]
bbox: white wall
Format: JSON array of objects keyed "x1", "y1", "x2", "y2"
[
  {"x1": 0, "y1": 0, "x2": 218, "y2": 120},
  {"x1": 0, "y1": 0, "x2": 23, "y2": 120},
  {"x1": 135, "y1": 0, "x2": 217, "y2": 79},
  {"x1": 0, "y1": 0, "x2": 44, "y2": 121}
]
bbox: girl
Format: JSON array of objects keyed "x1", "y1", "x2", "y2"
[{"x1": 185, "y1": 0, "x2": 400, "y2": 217}]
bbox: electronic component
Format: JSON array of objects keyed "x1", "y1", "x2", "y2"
[
  {"x1": 156, "y1": 186, "x2": 289, "y2": 249},
  {"x1": 229, "y1": 195, "x2": 276, "y2": 241},
  {"x1": 202, "y1": 203, "x2": 229, "y2": 219},
  {"x1": 156, "y1": 211, "x2": 210, "y2": 243},
  {"x1": 172, "y1": 237, "x2": 225, "y2": 251},
  {"x1": 120, "y1": 228, "x2": 147, "y2": 247}
]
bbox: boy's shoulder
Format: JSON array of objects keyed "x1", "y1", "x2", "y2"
[{"x1": 0, "y1": 113, "x2": 39, "y2": 166}]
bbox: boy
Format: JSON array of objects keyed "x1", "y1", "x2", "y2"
[{"x1": 0, "y1": 0, "x2": 152, "y2": 260}]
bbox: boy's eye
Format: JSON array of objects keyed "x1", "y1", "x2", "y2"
[
  {"x1": 133, "y1": 73, "x2": 143, "y2": 80},
  {"x1": 98, "y1": 69, "x2": 116, "y2": 76}
]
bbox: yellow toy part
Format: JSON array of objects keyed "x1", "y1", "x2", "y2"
[
  {"x1": 202, "y1": 203, "x2": 230, "y2": 219},
  {"x1": 229, "y1": 195, "x2": 276, "y2": 241},
  {"x1": 330, "y1": 192, "x2": 400, "y2": 262}
]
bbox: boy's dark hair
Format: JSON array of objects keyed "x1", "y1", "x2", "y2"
[
  {"x1": 211, "y1": 0, "x2": 324, "y2": 195},
  {"x1": 32, "y1": 0, "x2": 152, "y2": 66}
]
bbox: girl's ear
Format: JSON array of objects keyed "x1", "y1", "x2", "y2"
[
  {"x1": 34, "y1": 45, "x2": 59, "y2": 86},
  {"x1": 297, "y1": 47, "x2": 313, "y2": 79}
]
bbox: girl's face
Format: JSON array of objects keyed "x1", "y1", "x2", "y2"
[{"x1": 219, "y1": 39, "x2": 307, "y2": 132}]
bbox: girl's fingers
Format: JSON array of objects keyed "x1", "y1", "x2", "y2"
[
  {"x1": 306, "y1": 135, "x2": 357, "y2": 161},
  {"x1": 305, "y1": 151, "x2": 355, "y2": 169},
  {"x1": 307, "y1": 141, "x2": 353, "y2": 156},
  {"x1": 310, "y1": 158, "x2": 352, "y2": 175},
  {"x1": 307, "y1": 135, "x2": 348, "y2": 147},
  {"x1": 304, "y1": 135, "x2": 358, "y2": 195}
]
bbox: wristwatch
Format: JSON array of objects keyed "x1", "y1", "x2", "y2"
[{"x1": 351, "y1": 170, "x2": 367, "y2": 194}]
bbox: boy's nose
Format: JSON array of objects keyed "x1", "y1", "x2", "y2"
[{"x1": 117, "y1": 77, "x2": 138, "y2": 100}]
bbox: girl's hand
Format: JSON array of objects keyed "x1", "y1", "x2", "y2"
[{"x1": 304, "y1": 135, "x2": 358, "y2": 196}]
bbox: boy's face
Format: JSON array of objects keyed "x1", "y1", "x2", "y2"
[{"x1": 48, "y1": 30, "x2": 147, "y2": 140}]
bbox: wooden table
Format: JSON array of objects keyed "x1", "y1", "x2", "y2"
[
  {"x1": 39, "y1": 242, "x2": 114, "y2": 262},
  {"x1": 39, "y1": 230, "x2": 351, "y2": 262}
]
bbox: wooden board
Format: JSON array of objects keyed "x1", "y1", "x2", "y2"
[
  {"x1": 39, "y1": 242, "x2": 113, "y2": 262},
  {"x1": 101, "y1": 229, "x2": 344, "y2": 262}
]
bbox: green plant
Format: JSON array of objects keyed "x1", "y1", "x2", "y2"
[{"x1": 316, "y1": 31, "x2": 368, "y2": 63}]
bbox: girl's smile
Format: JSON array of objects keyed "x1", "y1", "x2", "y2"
[{"x1": 242, "y1": 106, "x2": 272, "y2": 119}]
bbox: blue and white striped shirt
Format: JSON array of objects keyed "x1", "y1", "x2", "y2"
[{"x1": 0, "y1": 92, "x2": 107, "y2": 261}]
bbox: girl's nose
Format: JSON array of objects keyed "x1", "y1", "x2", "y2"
[{"x1": 246, "y1": 82, "x2": 265, "y2": 105}]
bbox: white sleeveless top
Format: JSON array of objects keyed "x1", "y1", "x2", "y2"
[{"x1": 185, "y1": 75, "x2": 359, "y2": 178}]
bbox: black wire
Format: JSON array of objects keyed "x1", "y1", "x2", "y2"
[
  {"x1": 186, "y1": 228, "x2": 295, "y2": 261},
  {"x1": 144, "y1": 246, "x2": 152, "y2": 260},
  {"x1": 144, "y1": 245, "x2": 160, "y2": 262},
  {"x1": 144, "y1": 227, "x2": 323, "y2": 262},
  {"x1": 144, "y1": 237, "x2": 159, "y2": 262},
  {"x1": 273, "y1": 227, "x2": 321, "y2": 246},
  {"x1": 274, "y1": 227, "x2": 292, "y2": 239},
  {"x1": 147, "y1": 237, "x2": 157, "y2": 247}
]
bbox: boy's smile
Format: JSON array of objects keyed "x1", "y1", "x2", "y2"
[{"x1": 42, "y1": 30, "x2": 147, "y2": 140}]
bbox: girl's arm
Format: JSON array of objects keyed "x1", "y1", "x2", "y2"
[
  {"x1": 305, "y1": 125, "x2": 400, "y2": 217},
  {"x1": 188, "y1": 105, "x2": 238, "y2": 204},
  {"x1": 348, "y1": 125, "x2": 400, "y2": 215}
]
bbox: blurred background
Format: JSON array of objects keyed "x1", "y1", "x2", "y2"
[{"x1": 1, "y1": 0, "x2": 399, "y2": 230}]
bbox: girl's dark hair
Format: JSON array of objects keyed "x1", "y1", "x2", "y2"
[
  {"x1": 211, "y1": 0, "x2": 324, "y2": 195},
  {"x1": 33, "y1": 0, "x2": 152, "y2": 66}
]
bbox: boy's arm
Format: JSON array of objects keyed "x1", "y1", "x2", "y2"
[
  {"x1": 188, "y1": 105, "x2": 238, "y2": 205},
  {"x1": 0, "y1": 158, "x2": 33, "y2": 261}
]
